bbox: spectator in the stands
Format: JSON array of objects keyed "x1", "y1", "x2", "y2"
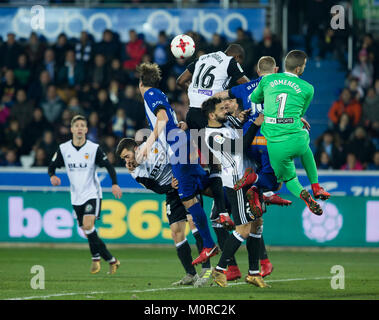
[
  {"x1": 94, "y1": 88, "x2": 114, "y2": 132},
  {"x1": 0, "y1": 32, "x2": 23, "y2": 71},
  {"x1": 36, "y1": 48, "x2": 58, "y2": 84},
  {"x1": 0, "y1": 69, "x2": 19, "y2": 103},
  {"x1": 362, "y1": 87, "x2": 379, "y2": 130},
  {"x1": 32, "y1": 147, "x2": 48, "y2": 167},
  {"x1": 314, "y1": 130, "x2": 345, "y2": 169},
  {"x1": 352, "y1": 49, "x2": 374, "y2": 91},
  {"x1": 28, "y1": 70, "x2": 51, "y2": 106},
  {"x1": 153, "y1": 31, "x2": 171, "y2": 67},
  {"x1": 344, "y1": 126, "x2": 376, "y2": 167},
  {"x1": 333, "y1": 112, "x2": 353, "y2": 144},
  {"x1": 317, "y1": 151, "x2": 333, "y2": 170},
  {"x1": 255, "y1": 27, "x2": 282, "y2": 70},
  {"x1": 14, "y1": 53, "x2": 31, "y2": 87},
  {"x1": 165, "y1": 75, "x2": 181, "y2": 103},
  {"x1": 10, "y1": 88, "x2": 34, "y2": 130},
  {"x1": 94, "y1": 29, "x2": 120, "y2": 64},
  {"x1": 119, "y1": 84, "x2": 145, "y2": 130},
  {"x1": 123, "y1": 29, "x2": 147, "y2": 71},
  {"x1": 367, "y1": 151, "x2": 379, "y2": 170},
  {"x1": 55, "y1": 109, "x2": 73, "y2": 144},
  {"x1": 52, "y1": 33, "x2": 72, "y2": 68},
  {"x1": 100, "y1": 134, "x2": 117, "y2": 155},
  {"x1": 41, "y1": 84, "x2": 65, "y2": 124},
  {"x1": 328, "y1": 88, "x2": 362, "y2": 127},
  {"x1": 233, "y1": 27, "x2": 256, "y2": 77},
  {"x1": 0, "y1": 149, "x2": 21, "y2": 167},
  {"x1": 341, "y1": 153, "x2": 363, "y2": 171},
  {"x1": 347, "y1": 76, "x2": 364, "y2": 102},
  {"x1": 24, "y1": 32, "x2": 46, "y2": 70},
  {"x1": 57, "y1": 49, "x2": 85, "y2": 88},
  {"x1": 4, "y1": 117, "x2": 23, "y2": 152},
  {"x1": 22, "y1": 107, "x2": 52, "y2": 154},
  {"x1": 75, "y1": 31, "x2": 93, "y2": 67},
  {"x1": 36, "y1": 130, "x2": 57, "y2": 162},
  {"x1": 88, "y1": 53, "x2": 109, "y2": 89},
  {"x1": 208, "y1": 33, "x2": 227, "y2": 53},
  {"x1": 109, "y1": 58, "x2": 129, "y2": 85},
  {"x1": 67, "y1": 96, "x2": 83, "y2": 115},
  {"x1": 108, "y1": 79, "x2": 121, "y2": 106},
  {"x1": 87, "y1": 111, "x2": 101, "y2": 143}
]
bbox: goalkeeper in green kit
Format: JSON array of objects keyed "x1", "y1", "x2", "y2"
[{"x1": 235, "y1": 50, "x2": 330, "y2": 215}]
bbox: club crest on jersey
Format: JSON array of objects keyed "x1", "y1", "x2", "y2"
[
  {"x1": 84, "y1": 153, "x2": 89, "y2": 160},
  {"x1": 84, "y1": 204, "x2": 93, "y2": 213},
  {"x1": 214, "y1": 135, "x2": 225, "y2": 144}
]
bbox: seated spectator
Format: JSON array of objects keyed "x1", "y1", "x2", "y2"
[
  {"x1": 0, "y1": 69, "x2": 19, "y2": 103},
  {"x1": 362, "y1": 87, "x2": 379, "y2": 130},
  {"x1": 108, "y1": 80, "x2": 121, "y2": 106},
  {"x1": 87, "y1": 111, "x2": 101, "y2": 143},
  {"x1": 40, "y1": 84, "x2": 65, "y2": 124},
  {"x1": 28, "y1": 70, "x2": 51, "y2": 106},
  {"x1": 367, "y1": 151, "x2": 379, "y2": 170},
  {"x1": 57, "y1": 49, "x2": 85, "y2": 88},
  {"x1": 341, "y1": 153, "x2": 363, "y2": 171},
  {"x1": 100, "y1": 134, "x2": 117, "y2": 154},
  {"x1": 94, "y1": 89, "x2": 114, "y2": 133},
  {"x1": 14, "y1": 53, "x2": 31, "y2": 87},
  {"x1": 24, "y1": 32, "x2": 46, "y2": 69},
  {"x1": 52, "y1": 33, "x2": 72, "y2": 68},
  {"x1": 153, "y1": 31, "x2": 171, "y2": 67},
  {"x1": 119, "y1": 84, "x2": 145, "y2": 130},
  {"x1": 88, "y1": 53, "x2": 109, "y2": 89},
  {"x1": 318, "y1": 151, "x2": 333, "y2": 170},
  {"x1": 108, "y1": 58, "x2": 128, "y2": 85},
  {"x1": 328, "y1": 88, "x2": 362, "y2": 126},
  {"x1": 22, "y1": 107, "x2": 52, "y2": 154},
  {"x1": 208, "y1": 33, "x2": 227, "y2": 53},
  {"x1": 67, "y1": 96, "x2": 83, "y2": 115},
  {"x1": 75, "y1": 31, "x2": 93, "y2": 67},
  {"x1": 255, "y1": 27, "x2": 282, "y2": 71},
  {"x1": 4, "y1": 117, "x2": 23, "y2": 152},
  {"x1": 111, "y1": 108, "x2": 126, "y2": 138},
  {"x1": 352, "y1": 49, "x2": 374, "y2": 90},
  {"x1": 165, "y1": 75, "x2": 181, "y2": 103},
  {"x1": 94, "y1": 29, "x2": 121, "y2": 63},
  {"x1": 0, "y1": 33, "x2": 23, "y2": 71},
  {"x1": 10, "y1": 89, "x2": 34, "y2": 130},
  {"x1": 77, "y1": 83, "x2": 97, "y2": 117},
  {"x1": 347, "y1": 76, "x2": 364, "y2": 102},
  {"x1": 314, "y1": 130, "x2": 345, "y2": 169},
  {"x1": 32, "y1": 147, "x2": 47, "y2": 167},
  {"x1": 0, "y1": 149, "x2": 21, "y2": 167},
  {"x1": 55, "y1": 109, "x2": 73, "y2": 144},
  {"x1": 344, "y1": 126, "x2": 376, "y2": 167},
  {"x1": 123, "y1": 29, "x2": 147, "y2": 71},
  {"x1": 36, "y1": 48, "x2": 58, "y2": 84},
  {"x1": 333, "y1": 112, "x2": 353, "y2": 144},
  {"x1": 0, "y1": 96, "x2": 11, "y2": 126},
  {"x1": 37, "y1": 130, "x2": 57, "y2": 162}
]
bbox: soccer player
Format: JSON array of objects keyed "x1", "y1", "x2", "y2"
[
  {"x1": 245, "y1": 50, "x2": 331, "y2": 215},
  {"x1": 202, "y1": 97, "x2": 269, "y2": 288},
  {"x1": 136, "y1": 63, "x2": 218, "y2": 266},
  {"x1": 176, "y1": 44, "x2": 249, "y2": 231},
  {"x1": 48, "y1": 115, "x2": 122, "y2": 274}
]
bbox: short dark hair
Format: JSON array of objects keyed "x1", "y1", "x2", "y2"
[
  {"x1": 224, "y1": 44, "x2": 245, "y2": 61},
  {"x1": 115, "y1": 138, "x2": 137, "y2": 158},
  {"x1": 136, "y1": 63, "x2": 162, "y2": 88},
  {"x1": 257, "y1": 56, "x2": 276, "y2": 73},
  {"x1": 71, "y1": 115, "x2": 87, "y2": 127},
  {"x1": 284, "y1": 50, "x2": 307, "y2": 72},
  {"x1": 201, "y1": 97, "x2": 223, "y2": 119}
]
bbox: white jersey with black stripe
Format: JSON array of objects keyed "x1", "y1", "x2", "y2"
[
  {"x1": 59, "y1": 140, "x2": 102, "y2": 205},
  {"x1": 204, "y1": 120, "x2": 245, "y2": 189},
  {"x1": 131, "y1": 141, "x2": 172, "y2": 187}
]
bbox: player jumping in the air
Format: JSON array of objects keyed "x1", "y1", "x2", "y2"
[
  {"x1": 48, "y1": 115, "x2": 122, "y2": 275},
  {"x1": 240, "y1": 50, "x2": 330, "y2": 215},
  {"x1": 136, "y1": 63, "x2": 219, "y2": 266}
]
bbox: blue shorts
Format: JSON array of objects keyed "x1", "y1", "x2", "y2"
[{"x1": 171, "y1": 163, "x2": 210, "y2": 201}]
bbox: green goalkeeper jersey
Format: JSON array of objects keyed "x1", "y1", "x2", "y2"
[{"x1": 250, "y1": 72, "x2": 314, "y2": 142}]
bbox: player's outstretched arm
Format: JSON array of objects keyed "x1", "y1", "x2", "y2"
[{"x1": 176, "y1": 69, "x2": 193, "y2": 91}]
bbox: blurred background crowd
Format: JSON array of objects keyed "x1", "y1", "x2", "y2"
[{"x1": 0, "y1": 1, "x2": 378, "y2": 171}]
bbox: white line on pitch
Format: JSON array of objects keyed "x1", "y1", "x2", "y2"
[{"x1": 6, "y1": 276, "x2": 332, "y2": 300}]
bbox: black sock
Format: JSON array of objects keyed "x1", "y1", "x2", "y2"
[
  {"x1": 86, "y1": 228, "x2": 113, "y2": 262},
  {"x1": 247, "y1": 233, "x2": 261, "y2": 274},
  {"x1": 213, "y1": 225, "x2": 237, "y2": 266},
  {"x1": 192, "y1": 230, "x2": 211, "y2": 269},
  {"x1": 209, "y1": 173, "x2": 227, "y2": 220},
  {"x1": 86, "y1": 230, "x2": 100, "y2": 260},
  {"x1": 176, "y1": 239, "x2": 196, "y2": 276},
  {"x1": 216, "y1": 231, "x2": 244, "y2": 270},
  {"x1": 260, "y1": 235, "x2": 269, "y2": 260}
]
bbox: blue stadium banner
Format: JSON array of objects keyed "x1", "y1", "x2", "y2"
[
  {"x1": 1, "y1": 169, "x2": 379, "y2": 197},
  {"x1": 0, "y1": 7, "x2": 265, "y2": 42}
]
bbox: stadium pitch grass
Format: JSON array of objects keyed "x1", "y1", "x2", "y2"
[{"x1": 1, "y1": 246, "x2": 379, "y2": 300}]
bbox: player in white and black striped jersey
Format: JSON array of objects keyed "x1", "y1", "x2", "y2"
[
  {"x1": 48, "y1": 115, "x2": 122, "y2": 275},
  {"x1": 202, "y1": 97, "x2": 270, "y2": 288}
]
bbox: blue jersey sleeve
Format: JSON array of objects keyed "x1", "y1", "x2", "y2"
[{"x1": 144, "y1": 88, "x2": 171, "y2": 116}]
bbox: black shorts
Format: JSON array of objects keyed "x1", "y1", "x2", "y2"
[
  {"x1": 225, "y1": 187, "x2": 256, "y2": 226},
  {"x1": 186, "y1": 107, "x2": 208, "y2": 130},
  {"x1": 166, "y1": 190, "x2": 188, "y2": 225},
  {"x1": 72, "y1": 198, "x2": 102, "y2": 227}
]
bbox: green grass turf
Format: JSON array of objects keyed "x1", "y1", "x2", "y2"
[{"x1": 1, "y1": 246, "x2": 379, "y2": 300}]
